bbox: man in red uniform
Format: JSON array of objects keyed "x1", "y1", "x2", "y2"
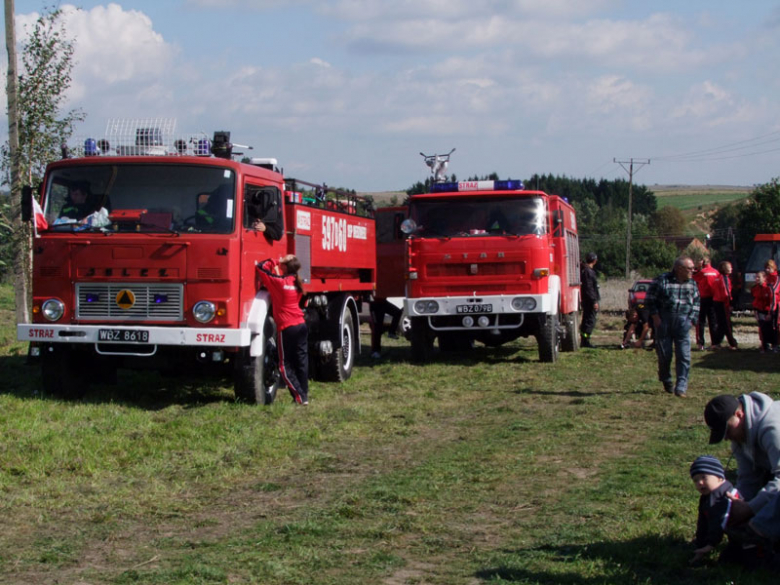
[{"x1": 693, "y1": 256, "x2": 719, "y2": 350}]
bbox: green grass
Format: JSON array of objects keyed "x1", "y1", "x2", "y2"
[
  {"x1": 654, "y1": 189, "x2": 750, "y2": 211},
  {"x1": 1, "y1": 294, "x2": 777, "y2": 584}
]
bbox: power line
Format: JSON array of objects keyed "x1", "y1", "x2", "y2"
[{"x1": 650, "y1": 130, "x2": 780, "y2": 162}]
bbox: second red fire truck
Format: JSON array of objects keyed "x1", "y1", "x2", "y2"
[{"x1": 377, "y1": 152, "x2": 581, "y2": 362}]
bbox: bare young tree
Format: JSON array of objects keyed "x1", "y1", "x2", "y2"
[{"x1": 2, "y1": 4, "x2": 85, "y2": 322}]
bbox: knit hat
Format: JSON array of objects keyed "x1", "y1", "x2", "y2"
[
  {"x1": 690, "y1": 455, "x2": 725, "y2": 479},
  {"x1": 704, "y1": 395, "x2": 741, "y2": 444}
]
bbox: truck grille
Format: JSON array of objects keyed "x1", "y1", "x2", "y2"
[{"x1": 75, "y1": 283, "x2": 184, "y2": 321}]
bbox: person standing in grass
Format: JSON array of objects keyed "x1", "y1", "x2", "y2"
[
  {"x1": 752, "y1": 271, "x2": 774, "y2": 353},
  {"x1": 257, "y1": 255, "x2": 309, "y2": 405},
  {"x1": 711, "y1": 261, "x2": 738, "y2": 350},
  {"x1": 693, "y1": 255, "x2": 718, "y2": 350},
  {"x1": 579, "y1": 252, "x2": 600, "y2": 348},
  {"x1": 765, "y1": 260, "x2": 780, "y2": 350},
  {"x1": 646, "y1": 256, "x2": 700, "y2": 397}
]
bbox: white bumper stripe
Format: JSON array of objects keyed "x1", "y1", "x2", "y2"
[{"x1": 18, "y1": 324, "x2": 251, "y2": 346}]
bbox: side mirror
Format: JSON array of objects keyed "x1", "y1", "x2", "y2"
[{"x1": 21, "y1": 186, "x2": 33, "y2": 223}]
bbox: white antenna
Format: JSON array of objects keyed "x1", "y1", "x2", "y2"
[{"x1": 420, "y1": 148, "x2": 456, "y2": 182}]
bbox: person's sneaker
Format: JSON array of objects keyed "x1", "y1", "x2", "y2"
[
  {"x1": 663, "y1": 381, "x2": 674, "y2": 394},
  {"x1": 388, "y1": 332, "x2": 399, "y2": 340},
  {"x1": 675, "y1": 389, "x2": 687, "y2": 398},
  {"x1": 371, "y1": 351, "x2": 381, "y2": 359},
  {"x1": 302, "y1": 400, "x2": 309, "y2": 406}
]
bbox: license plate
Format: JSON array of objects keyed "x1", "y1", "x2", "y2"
[
  {"x1": 98, "y1": 328, "x2": 150, "y2": 343},
  {"x1": 456, "y1": 304, "x2": 493, "y2": 314}
]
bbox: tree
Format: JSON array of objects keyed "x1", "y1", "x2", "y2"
[
  {"x1": 650, "y1": 206, "x2": 687, "y2": 237},
  {"x1": 1, "y1": 5, "x2": 84, "y2": 322}
]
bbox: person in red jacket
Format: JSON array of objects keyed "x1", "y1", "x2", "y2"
[
  {"x1": 765, "y1": 260, "x2": 780, "y2": 351},
  {"x1": 752, "y1": 270, "x2": 774, "y2": 353},
  {"x1": 693, "y1": 256, "x2": 719, "y2": 350},
  {"x1": 711, "y1": 261, "x2": 738, "y2": 350},
  {"x1": 257, "y1": 255, "x2": 308, "y2": 405}
]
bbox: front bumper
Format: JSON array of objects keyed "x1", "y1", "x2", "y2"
[{"x1": 18, "y1": 324, "x2": 251, "y2": 347}]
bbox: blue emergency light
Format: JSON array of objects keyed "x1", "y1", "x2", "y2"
[
  {"x1": 84, "y1": 138, "x2": 98, "y2": 156},
  {"x1": 153, "y1": 294, "x2": 168, "y2": 304},
  {"x1": 431, "y1": 179, "x2": 525, "y2": 193}
]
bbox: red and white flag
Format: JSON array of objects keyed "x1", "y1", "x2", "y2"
[{"x1": 32, "y1": 198, "x2": 48, "y2": 231}]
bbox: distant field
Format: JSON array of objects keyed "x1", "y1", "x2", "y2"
[{"x1": 652, "y1": 185, "x2": 751, "y2": 211}]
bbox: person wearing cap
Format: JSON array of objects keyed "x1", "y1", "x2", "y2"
[
  {"x1": 579, "y1": 252, "x2": 600, "y2": 348},
  {"x1": 704, "y1": 392, "x2": 780, "y2": 549},
  {"x1": 689, "y1": 455, "x2": 739, "y2": 565},
  {"x1": 646, "y1": 256, "x2": 700, "y2": 397}
]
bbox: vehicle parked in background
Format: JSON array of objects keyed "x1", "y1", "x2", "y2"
[
  {"x1": 628, "y1": 279, "x2": 653, "y2": 310},
  {"x1": 737, "y1": 234, "x2": 780, "y2": 310},
  {"x1": 376, "y1": 151, "x2": 580, "y2": 363}
]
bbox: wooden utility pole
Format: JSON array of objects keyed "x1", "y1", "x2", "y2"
[
  {"x1": 5, "y1": 0, "x2": 30, "y2": 323},
  {"x1": 614, "y1": 157, "x2": 650, "y2": 279}
]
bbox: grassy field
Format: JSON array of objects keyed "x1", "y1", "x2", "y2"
[
  {"x1": 1, "y1": 282, "x2": 778, "y2": 584},
  {"x1": 653, "y1": 186, "x2": 751, "y2": 212}
]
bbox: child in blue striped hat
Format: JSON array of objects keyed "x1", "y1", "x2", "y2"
[{"x1": 689, "y1": 455, "x2": 740, "y2": 565}]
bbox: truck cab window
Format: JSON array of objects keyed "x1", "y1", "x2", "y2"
[{"x1": 245, "y1": 185, "x2": 283, "y2": 240}]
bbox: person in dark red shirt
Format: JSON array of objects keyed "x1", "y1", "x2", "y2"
[
  {"x1": 711, "y1": 261, "x2": 738, "y2": 350},
  {"x1": 257, "y1": 255, "x2": 309, "y2": 405},
  {"x1": 693, "y1": 256, "x2": 719, "y2": 350},
  {"x1": 753, "y1": 270, "x2": 775, "y2": 352}
]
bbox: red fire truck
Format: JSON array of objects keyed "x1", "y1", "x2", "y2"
[
  {"x1": 18, "y1": 120, "x2": 376, "y2": 403},
  {"x1": 378, "y1": 152, "x2": 580, "y2": 362}
]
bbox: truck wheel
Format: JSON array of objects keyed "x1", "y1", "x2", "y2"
[
  {"x1": 537, "y1": 314, "x2": 560, "y2": 363},
  {"x1": 410, "y1": 317, "x2": 435, "y2": 362},
  {"x1": 320, "y1": 304, "x2": 356, "y2": 382},
  {"x1": 234, "y1": 317, "x2": 280, "y2": 405},
  {"x1": 41, "y1": 345, "x2": 88, "y2": 399},
  {"x1": 561, "y1": 311, "x2": 580, "y2": 352}
]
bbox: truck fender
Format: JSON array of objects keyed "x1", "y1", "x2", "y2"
[
  {"x1": 547, "y1": 275, "x2": 561, "y2": 316},
  {"x1": 321, "y1": 294, "x2": 360, "y2": 352},
  {"x1": 246, "y1": 291, "x2": 272, "y2": 357}
]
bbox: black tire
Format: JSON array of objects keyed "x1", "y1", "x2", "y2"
[
  {"x1": 41, "y1": 344, "x2": 88, "y2": 399},
  {"x1": 537, "y1": 314, "x2": 560, "y2": 363},
  {"x1": 410, "y1": 317, "x2": 435, "y2": 362},
  {"x1": 234, "y1": 316, "x2": 280, "y2": 405},
  {"x1": 438, "y1": 332, "x2": 474, "y2": 352},
  {"x1": 561, "y1": 311, "x2": 580, "y2": 352},
  {"x1": 319, "y1": 303, "x2": 356, "y2": 382}
]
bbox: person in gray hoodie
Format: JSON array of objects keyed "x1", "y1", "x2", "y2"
[{"x1": 704, "y1": 392, "x2": 780, "y2": 546}]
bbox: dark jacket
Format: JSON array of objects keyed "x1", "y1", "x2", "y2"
[
  {"x1": 580, "y1": 263, "x2": 600, "y2": 304},
  {"x1": 695, "y1": 480, "x2": 738, "y2": 548}
]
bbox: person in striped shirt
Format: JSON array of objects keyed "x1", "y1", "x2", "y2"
[{"x1": 646, "y1": 256, "x2": 700, "y2": 398}]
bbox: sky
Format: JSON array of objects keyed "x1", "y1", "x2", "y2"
[{"x1": 2, "y1": 1, "x2": 780, "y2": 192}]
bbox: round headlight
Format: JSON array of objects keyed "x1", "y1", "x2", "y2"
[
  {"x1": 462, "y1": 316, "x2": 474, "y2": 327},
  {"x1": 414, "y1": 300, "x2": 428, "y2": 314},
  {"x1": 524, "y1": 298, "x2": 537, "y2": 311},
  {"x1": 512, "y1": 297, "x2": 537, "y2": 311},
  {"x1": 42, "y1": 299, "x2": 65, "y2": 321},
  {"x1": 193, "y1": 301, "x2": 216, "y2": 323},
  {"x1": 425, "y1": 301, "x2": 439, "y2": 313},
  {"x1": 477, "y1": 316, "x2": 490, "y2": 328}
]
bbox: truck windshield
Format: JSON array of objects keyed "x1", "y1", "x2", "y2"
[
  {"x1": 745, "y1": 242, "x2": 780, "y2": 272},
  {"x1": 409, "y1": 196, "x2": 545, "y2": 237},
  {"x1": 42, "y1": 163, "x2": 237, "y2": 234}
]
